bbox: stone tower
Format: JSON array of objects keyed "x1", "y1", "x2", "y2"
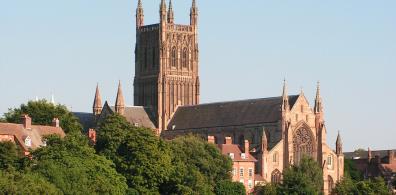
[{"x1": 134, "y1": 0, "x2": 200, "y2": 132}]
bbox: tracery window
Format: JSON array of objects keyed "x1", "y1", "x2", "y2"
[
  {"x1": 171, "y1": 47, "x2": 177, "y2": 67},
  {"x1": 293, "y1": 127, "x2": 314, "y2": 164},
  {"x1": 182, "y1": 48, "x2": 188, "y2": 68},
  {"x1": 271, "y1": 169, "x2": 282, "y2": 184}
]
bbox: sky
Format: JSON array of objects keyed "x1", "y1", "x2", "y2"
[{"x1": 1, "y1": 0, "x2": 395, "y2": 152}]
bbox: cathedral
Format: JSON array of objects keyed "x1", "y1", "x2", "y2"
[{"x1": 76, "y1": 0, "x2": 344, "y2": 194}]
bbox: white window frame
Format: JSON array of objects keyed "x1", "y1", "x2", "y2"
[
  {"x1": 240, "y1": 168, "x2": 244, "y2": 177},
  {"x1": 248, "y1": 168, "x2": 253, "y2": 178}
]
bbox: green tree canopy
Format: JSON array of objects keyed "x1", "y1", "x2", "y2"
[
  {"x1": 161, "y1": 135, "x2": 233, "y2": 195},
  {"x1": 278, "y1": 156, "x2": 324, "y2": 195},
  {"x1": 0, "y1": 141, "x2": 21, "y2": 169},
  {"x1": 31, "y1": 134, "x2": 128, "y2": 195},
  {"x1": 96, "y1": 114, "x2": 172, "y2": 194},
  {"x1": 333, "y1": 176, "x2": 391, "y2": 195},
  {"x1": 0, "y1": 169, "x2": 62, "y2": 195},
  {"x1": 214, "y1": 180, "x2": 246, "y2": 195},
  {"x1": 254, "y1": 183, "x2": 278, "y2": 195},
  {"x1": 4, "y1": 100, "x2": 82, "y2": 134},
  {"x1": 344, "y1": 159, "x2": 364, "y2": 181}
]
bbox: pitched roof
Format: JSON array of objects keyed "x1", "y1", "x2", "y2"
[
  {"x1": 73, "y1": 112, "x2": 95, "y2": 131},
  {"x1": 0, "y1": 122, "x2": 65, "y2": 151},
  {"x1": 344, "y1": 150, "x2": 396, "y2": 159},
  {"x1": 109, "y1": 106, "x2": 156, "y2": 129},
  {"x1": 217, "y1": 144, "x2": 257, "y2": 162},
  {"x1": 168, "y1": 95, "x2": 299, "y2": 130}
]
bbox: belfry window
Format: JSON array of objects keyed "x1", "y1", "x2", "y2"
[{"x1": 171, "y1": 47, "x2": 177, "y2": 67}]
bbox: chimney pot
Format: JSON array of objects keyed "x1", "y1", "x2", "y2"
[
  {"x1": 208, "y1": 136, "x2": 215, "y2": 144},
  {"x1": 21, "y1": 114, "x2": 32, "y2": 129},
  {"x1": 225, "y1": 137, "x2": 232, "y2": 145}
]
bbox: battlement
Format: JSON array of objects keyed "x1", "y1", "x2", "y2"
[
  {"x1": 167, "y1": 24, "x2": 193, "y2": 32},
  {"x1": 138, "y1": 24, "x2": 160, "y2": 32}
]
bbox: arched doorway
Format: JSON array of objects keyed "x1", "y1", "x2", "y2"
[
  {"x1": 328, "y1": 175, "x2": 334, "y2": 194},
  {"x1": 293, "y1": 127, "x2": 314, "y2": 164}
]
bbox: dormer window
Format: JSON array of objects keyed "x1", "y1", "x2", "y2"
[
  {"x1": 241, "y1": 153, "x2": 246, "y2": 159},
  {"x1": 25, "y1": 136, "x2": 32, "y2": 147},
  {"x1": 229, "y1": 153, "x2": 234, "y2": 159}
]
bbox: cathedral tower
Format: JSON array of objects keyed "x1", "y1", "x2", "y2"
[{"x1": 134, "y1": 0, "x2": 200, "y2": 132}]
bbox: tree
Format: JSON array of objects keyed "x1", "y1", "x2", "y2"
[
  {"x1": 0, "y1": 141, "x2": 21, "y2": 169},
  {"x1": 214, "y1": 180, "x2": 246, "y2": 195},
  {"x1": 254, "y1": 183, "x2": 278, "y2": 195},
  {"x1": 344, "y1": 159, "x2": 363, "y2": 181},
  {"x1": 4, "y1": 100, "x2": 82, "y2": 134},
  {"x1": 333, "y1": 176, "x2": 391, "y2": 195},
  {"x1": 0, "y1": 170, "x2": 62, "y2": 195},
  {"x1": 96, "y1": 114, "x2": 172, "y2": 194},
  {"x1": 161, "y1": 135, "x2": 233, "y2": 195},
  {"x1": 32, "y1": 134, "x2": 128, "y2": 195},
  {"x1": 278, "y1": 156, "x2": 323, "y2": 195}
]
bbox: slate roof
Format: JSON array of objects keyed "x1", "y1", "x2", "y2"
[
  {"x1": 109, "y1": 106, "x2": 156, "y2": 129},
  {"x1": 168, "y1": 95, "x2": 299, "y2": 130},
  {"x1": 73, "y1": 112, "x2": 95, "y2": 131},
  {"x1": 0, "y1": 122, "x2": 65, "y2": 151},
  {"x1": 344, "y1": 150, "x2": 396, "y2": 160}
]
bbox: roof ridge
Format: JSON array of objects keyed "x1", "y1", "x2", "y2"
[{"x1": 178, "y1": 95, "x2": 299, "y2": 108}]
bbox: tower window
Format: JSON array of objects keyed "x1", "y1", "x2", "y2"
[
  {"x1": 182, "y1": 48, "x2": 188, "y2": 68},
  {"x1": 171, "y1": 47, "x2": 177, "y2": 67},
  {"x1": 144, "y1": 48, "x2": 148, "y2": 69},
  {"x1": 152, "y1": 48, "x2": 156, "y2": 68}
]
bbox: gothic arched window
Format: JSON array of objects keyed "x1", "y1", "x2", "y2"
[
  {"x1": 182, "y1": 48, "x2": 188, "y2": 68},
  {"x1": 271, "y1": 169, "x2": 282, "y2": 184},
  {"x1": 171, "y1": 47, "x2": 177, "y2": 68},
  {"x1": 293, "y1": 127, "x2": 314, "y2": 165}
]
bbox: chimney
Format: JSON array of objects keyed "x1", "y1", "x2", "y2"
[
  {"x1": 208, "y1": 136, "x2": 215, "y2": 144},
  {"x1": 225, "y1": 137, "x2": 232, "y2": 145},
  {"x1": 388, "y1": 150, "x2": 394, "y2": 163},
  {"x1": 88, "y1": 129, "x2": 97, "y2": 144},
  {"x1": 52, "y1": 118, "x2": 60, "y2": 127},
  {"x1": 244, "y1": 140, "x2": 250, "y2": 155},
  {"x1": 21, "y1": 115, "x2": 31, "y2": 129}
]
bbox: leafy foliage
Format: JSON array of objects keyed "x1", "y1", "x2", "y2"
[
  {"x1": 4, "y1": 100, "x2": 82, "y2": 134},
  {"x1": 0, "y1": 169, "x2": 62, "y2": 195},
  {"x1": 161, "y1": 135, "x2": 233, "y2": 195},
  {"x1": 96, "y1": 114, "x2": 172, "y2": 194},
  {"x1": 0, "y1": 141, "x2": 22, "y2": 169},
  {"x1": 344, "y1": 159, "x2": 363, "y2": 181},
  {"x1": 333, "y1": 176, "x2": 391, "y2": 195},
  {"x1": 214, "y1": 180, "x2": 246, "y2": 195},
  {"x1": 278, "y1": 156, "x2": 323, "y2": 195},
  {"x1": 254, "y1": 183, "x2": 278, "y2": 195},
  {"x1": 32, "y1": 134, "x2": 128, "y2": 195}
]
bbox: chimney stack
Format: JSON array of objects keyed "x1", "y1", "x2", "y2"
[
  {"x1": 52, "y1": 118, "x2": 60, "y2": 127},
  {"x1": 88, "y1": 129, "x2": 97, "y2": 145},
  {"x1": 225, "y1": 137, "x2": 232, "y2": 145},
  {"x1": 388, "y1": 150, "x2": 394, "y2": 163},
  {"x1": 244, "y1": 140, "x2": 250, "y2": 155},
  {"x1": 208, "y1": 136, "x2": 215, "y2": 144},
  {"x1": 21, "y1": 115, "x2": 31, "y2": 129}
]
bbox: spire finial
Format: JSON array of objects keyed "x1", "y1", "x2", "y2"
[
  {"x1": 314, "y1": 81, "x2": 323, "y2": 113},
  {"x1": 115, "y1": 81, "x2": 125, "y2": 115},
  {"x1": 190, "y1": 0, "x2": 198, "y2": 26},
  {"x1": 282, "y1": 80, "x2": 290, "y2": 112},
  {"x1": 167, "y1": 0, "x2": 174, "y2": 23},
  {"x1": 336, "y1": 131, "x2": 343, "y2": 155},
  {"x1": 136, "y1": 0, "x2": 144, "y2": 28},
  {"x1": 93, "y1": 83, "x2": 103, "y2": 116}
]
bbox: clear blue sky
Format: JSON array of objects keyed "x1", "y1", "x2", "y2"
[{"x1": 1, "y1": 0, "x2": 395, "y2": 151}]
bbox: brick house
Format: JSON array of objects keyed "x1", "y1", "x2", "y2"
[
  {"x1": 0, "y1": 115, "x2": 65, "y2": 155},
  {"x1": 209, "y1": 136, "x2": 257, "y2": 194}
]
